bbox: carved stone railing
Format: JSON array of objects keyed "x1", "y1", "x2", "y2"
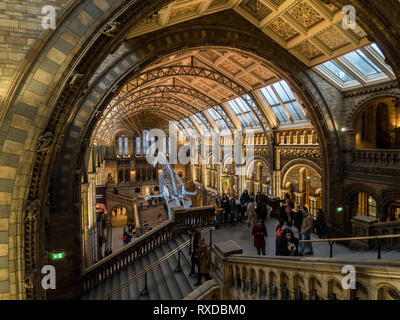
[
  {"x1": 214, "y1": 243, "x2": 400, "y2": 300},
  {"x1": 352, "y1": 149, "x2": 400, "y2": 168},
  {"x1": 81, "y1": 206, "x2": 215, "y2": 293},
  {"x1": 352, "y1": 216, "x2": 400, "y2": 250}
]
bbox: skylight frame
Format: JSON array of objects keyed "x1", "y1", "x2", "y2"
[{"x1": 313, "y1": 43, "x2": 395, "y2": 91}]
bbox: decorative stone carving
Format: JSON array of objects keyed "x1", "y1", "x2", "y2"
[
  {"x1": 24, "y1": 199, "x2": 40, "y2": 223},
  {"x1": 279, "y1": 147, "x2": 321, "y2": 158},
  {"x1": 103, "y1": 21, "x2": 121, "y2": 37},
  {"x1": 37, "y1": 132, "x2": 53, "y2": 153},
  {"x1": 24, "y1": 270, "x2": 38, "y2": 289},
  {"x1": 69, "y1": 72, "x2": 84, "y2": 87}
]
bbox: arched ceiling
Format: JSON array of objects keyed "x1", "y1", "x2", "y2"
[
  {"x1": 92, "y1": 0, "x2": 380, "y2": 145},
  {"x1": 92, "y1": 47, "x2": 295, "y2": 144}
]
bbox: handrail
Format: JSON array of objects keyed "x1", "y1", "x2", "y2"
[
  {"x1": 82, "y1": 219, "x2": 173, "y2": 275},
  {"x1": 102, "y1": 226, "x2": 215, "y2": 300},
  {"x1": 299, "y1": 234, "x2": 400, "y2": 243},
  {"x1": 299, "y1": 233, "x2": 400, "y2": 259}
]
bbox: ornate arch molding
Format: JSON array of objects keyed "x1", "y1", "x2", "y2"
[
  {"x1": 280, "y1": 158, "x2": 322, "y2": 189},
  {"x1": 346, "y1": 91, "x2": 400, "y2": 129},
  {"x1": 17, "y1": 10, "x2": 340, "y2": 299}
]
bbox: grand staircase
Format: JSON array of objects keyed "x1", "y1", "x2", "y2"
[
  {"x1": 81, "y1": 206, "x2": 216, "y2": 300},
  {"x1": 82, "y1": 233, "x2": 199, "y2": 300}
]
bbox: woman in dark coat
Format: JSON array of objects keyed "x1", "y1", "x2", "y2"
[
  {"x1": 252, "y1": 219, "x2": 268, "y2": 255},
  {"x1": 278, "y1": 229, "x2": 299, "y2": 256},
  {"x1": 315, "y1": 209, "x2": 327, "y2": 239}
]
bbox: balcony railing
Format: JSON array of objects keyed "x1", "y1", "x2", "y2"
[{"x1": 352, "y1": 149, "x2": 400, "y2": 167}]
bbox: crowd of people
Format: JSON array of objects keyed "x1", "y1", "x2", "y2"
[{"x1": 212, "y1": 190, "x2": 328, "y2": 257}]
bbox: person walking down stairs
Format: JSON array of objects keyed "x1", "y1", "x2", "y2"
[
  {"x1": 188, "y1": 228, "x2": 201, "y2": 277},
  {"x1": 195, "y1": 238, "x2": 211, "y2": 286}
]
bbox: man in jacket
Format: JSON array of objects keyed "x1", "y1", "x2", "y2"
[
  {"x1": 188, "y1": 228, "x2": 201, "y2": 276},
  {"x1": 299, "y1": 207, "x2": 314, "y2": 255}
]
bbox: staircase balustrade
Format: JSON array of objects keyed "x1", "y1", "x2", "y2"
[{"x1": 81, "y1": 206, "x2": 215, "y2": 293}]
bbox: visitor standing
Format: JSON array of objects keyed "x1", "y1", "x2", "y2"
[
  {"x1": 188, "y1": 228, "x2": 201, "y2": 276},
  {"x1": 299, "y1": 207, "x2": 314, "y2": 255},
  {"x1": 195, "y1": 238, "x2": 211, "y2": 286},
  {"x1": 293, "y1": 205, "x2": 303, "y2": 238},
  {"x1": 240, "y1": 190, "x2": 250, "y2": 221},
  {"x1": 221, "y1": 194, "x2": 231, "y2": 224},
  {"x1": 252, "y1": 219, "x2": 268, "y2": 255},
  {"x1": 246, "y1": 198, "x2": 257, "y2": 228},
  {"x1": 275, "y1": 219, "x2": 286, "y2": 255},
  {"x1": 315, "y1": 209, "x2": 327, "y2": 239},
  {"x1": 256, "y1": 196, "x2": 267, "y2": 222}
]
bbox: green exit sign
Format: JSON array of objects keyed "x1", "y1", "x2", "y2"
[
  {"x1": 51, "y1": 252, "x2": 65, "y2": 260},
  {"x1": 337, "y1": 207, "x2": 343, "y2": 212}
]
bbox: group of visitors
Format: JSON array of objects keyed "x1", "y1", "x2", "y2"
[
  {"x1": 273, "y1": 203, "x2": 327, "y2": 256},
  {"x1": 187, "y1": 228, "x2": 212, "y2": 286},
  {"x1": 122, "y1": 222, "x2": 136, "y2": 245}
]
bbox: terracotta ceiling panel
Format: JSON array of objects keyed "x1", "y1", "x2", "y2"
[
  {"x1": 295, "y1": 40, "x2": 323, "y2": 59},
  {"x1": 198, "y1": 50, "x2": 220, "y2": 63},
  {"x1": 268, "y1": 17, "x2": 300, "y2": 41},
  {"x1": 239, "y1": 0, "x2": 273, "y2": 21},
  {"x1": 251, "y1": 66, "x2": 276, "y2": 81},
  {"x1": 219, "y1": 60, "x2": 242, "y2": 74},
  {"x1": 229, "y1": 54, "x2": 255, "y2": 69},
  {"x1": 287, "y1": 0, "x2": 324, "y2": 29},
  {"x1": 317, "y1": 26, "x2": 350, "y2": 50},
  {"x1": 239, "y1": 74, "x2": 261, "y2": 87}
]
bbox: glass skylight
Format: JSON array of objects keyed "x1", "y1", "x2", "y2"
[
  {"x1": 321, "y1": 60, "x2": 355, "y2": 82},
  {"x1": 207, "y1": 108, "x2": 228, "y2": 130},
  {"x1": 226, "y1": 97, "x2": 259, "y2": 128},
  {"x1": 192, "y1": 113, "x2": 209, "y2": 132},
  {"x1": 344, "y1": 50, "x2": 381, "y2": 76},
  {"x1": 259, "y1": 80, "x2": 306, "y2": 123},
  {"x1": 313, "y1": 43, "x2": 395, "y2": 90}
]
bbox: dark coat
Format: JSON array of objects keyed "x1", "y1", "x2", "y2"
[
  {"x1": 278, "y1": 237, "x2": 299, "y2": 256},
  {"x1": 240, "y1": 193, "x2": 250, "y2": 206},
  {"x1": 256, "y1": 201, "x2": 267, "y2": 221},
  {"x1": 252, "y1": 224, "x2": 267, "y2": 249},
  {"x1": 294, "y1": 210, "x2": 303, "y2": 230},
  {"x1": 189, "y1": 230, "x2": 201, "y2": 256}
]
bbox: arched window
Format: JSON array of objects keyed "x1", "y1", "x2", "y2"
[
  {"x1": 118, "y1": 136, "x2": 123, "y2": 157},
  {"x1": 136, "y1": 137, "x2": 141, "y2": 156},
  {"x1": 124, "y1": 136, "x2": 129, "y2": 156},
  {"x1": 143, "y1": 130, "x2": 149, "y2": 155}
]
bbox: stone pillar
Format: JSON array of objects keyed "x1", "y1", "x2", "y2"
[{"x1": 213, "y1": 240, "x2": 243, "y2": 299}]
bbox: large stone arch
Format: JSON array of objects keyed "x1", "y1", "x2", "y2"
[
  {"x1": 347, "y1": 91, "x2": 400, "y2": 129},
  {"x1": 0, "y1": 1, "x2": 399, "y2": 300}
]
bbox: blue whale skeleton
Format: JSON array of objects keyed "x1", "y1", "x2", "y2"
[{"x1": 139, "y1": 152, "x2": 197, "y2": 219}]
